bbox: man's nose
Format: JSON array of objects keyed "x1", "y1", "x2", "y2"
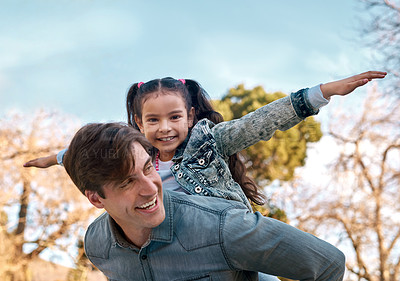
[{"x1": 138, "y1": 174, "x2": 159, "y2": 195}]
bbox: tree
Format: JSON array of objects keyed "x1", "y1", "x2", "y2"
[
  {"x1": 270, "y1": 86, "x2": 400, "y2": 281},
  {"x1": 213, "y1": 84, "x2": 323, "y2": 186},
  {"x1": 66, "y1": 240, "x2": 95, "y2": 281},
  {"x1": 359, "y1": 0, "x2": 400, "y2": 95},
  {"x1": 0, "y1": 110, "x2": 101, "y2": 281}
]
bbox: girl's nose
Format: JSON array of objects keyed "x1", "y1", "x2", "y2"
[{"x1": 159, "y1": 119, "x2": 171, "y2": 133}]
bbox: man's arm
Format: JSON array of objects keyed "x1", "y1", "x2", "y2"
[{"x1": 221, "y1": 209, "x2": 345, "y2": 281}]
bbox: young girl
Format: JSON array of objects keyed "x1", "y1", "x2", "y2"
[{"x1": 25, "y1": 71, "x2": 386, "y2": 212}]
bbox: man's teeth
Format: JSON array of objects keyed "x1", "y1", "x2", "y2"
[
  {"x1": 159, "y1": 137, "x2": 174, "y2": 141},
  {"x1": 138, "y1": 198, "x2": 157, "y2": 209}
]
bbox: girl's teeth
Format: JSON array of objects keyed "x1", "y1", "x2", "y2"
[{"x1": 160, "y1": 137, "x2": 173, "y2": 141}]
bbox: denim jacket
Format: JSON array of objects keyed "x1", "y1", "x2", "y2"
[
  {"x1": 170, "y1": 88, "x2": 318, "y2": 210},
  {"x1": 84, "y1": 190, "x2": 345, "y2": 281}
]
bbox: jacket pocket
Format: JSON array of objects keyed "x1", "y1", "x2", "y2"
[{"x1": 186, "y1": 144, "x2": 227, "y2": 186}]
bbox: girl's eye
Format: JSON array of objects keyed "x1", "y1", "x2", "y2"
[
  {"x1": 171, "y1": 115, "x2": 182, "y2": 120},
  {"x1": 146, "y1": 118, "x2": 158, "y2": 123}
]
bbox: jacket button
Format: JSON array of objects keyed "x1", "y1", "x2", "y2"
[
  {"x1": 198, "y1": 159, "x2": 205, "y2": 165},
  {"x1": 141, "y1": 255, "x2": 147, "y2": 260},
  {"x1": 177, "y1": 172, "x2": 183, "y2": 179},
  {"x1": 194, "y1": 187, "x2": 202, "y2": 193},
  {"x1": 174, "y1": 164, "x2": 180, "y2": 170}
]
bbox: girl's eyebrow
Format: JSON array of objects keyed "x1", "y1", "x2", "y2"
[
  {"x1": 168, "y1": 109, "x2": 185, "y2": 115},
  {"x1": 143, "y1": 109, "x2": 184, "y2": 118}
]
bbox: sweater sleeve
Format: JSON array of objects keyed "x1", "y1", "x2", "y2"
[
  {"x1": 56, "y1": 148, "x2": 68, "y2": 166},
  {"x1": 211, "y1": 88, "x2": 318, "y2": 157}
]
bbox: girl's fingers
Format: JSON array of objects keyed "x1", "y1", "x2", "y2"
[
  {"x1": 23, "y1": 160, "x2": 35, "y2": 167},
  {"x1": 360, "y1": 71, "x2": 387, "y2": 79}
]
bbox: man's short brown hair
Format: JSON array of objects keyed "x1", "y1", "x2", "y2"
[{"x1": 63, "y1": 122, "x2": 153, "y2": 198}]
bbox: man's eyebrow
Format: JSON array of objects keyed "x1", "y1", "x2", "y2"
[
  {"x1": 116, "y1": 155, "x2": 152, "y2": 188},
  {"x1": 144, "y1": 156, "x2": 152, "y2": 168},
  {"x1": 117, "y1": 175, "x2": 136, "y2": 189}
]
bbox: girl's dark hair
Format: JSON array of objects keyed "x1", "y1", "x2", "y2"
[{"x1": 126, "y1": 77, "x2": 265, "y2": 206}]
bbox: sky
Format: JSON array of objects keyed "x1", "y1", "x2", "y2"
[{"x1": 0, "y1": 0, "x2": 384, "y2": 125}]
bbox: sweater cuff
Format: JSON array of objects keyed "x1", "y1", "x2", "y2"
[
  {"x1": 290, "y1": 88, "x2": 319, "y2": 119},
  {"x1": 307, "y1": 84, "x2": 330, "y2": 110},
  {"x1": 57, "y1": 148, "x2": 68, "y2": 166}
]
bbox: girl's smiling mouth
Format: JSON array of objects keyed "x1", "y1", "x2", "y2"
[{"x1": 158, "y1": 136, "x2": 176, "y2": 142}]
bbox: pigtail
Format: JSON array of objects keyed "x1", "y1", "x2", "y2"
[
  {"x1": 126, "y1": 83, "x2": 140, "y2": 130},
  {"x1": 185, "y1": 79, "x2": 223, "y2": 124},
  {"x1": 228, "y1": 154, "x2": 265, "y2": 206},
  {"x1": 185, "y1": 79, "x2": 265, "y2": 206},
  {"x1": 126, "y1": 82, "x2": 159, "y2": 159}
]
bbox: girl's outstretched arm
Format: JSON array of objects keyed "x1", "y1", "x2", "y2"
[
  {"x1": 24, "y1": 154, "x2": 58, "y2": 168},
  {"x1": 211, "y1": 70, "x2": 386, "y2": 157},
  {"x1": 320, "y1": 71, "x2": 387, "y2": 99}
]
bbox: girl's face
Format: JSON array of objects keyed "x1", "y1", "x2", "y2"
[{"x1": 135, "y1": 92, "x2": 194, "y2": 161}]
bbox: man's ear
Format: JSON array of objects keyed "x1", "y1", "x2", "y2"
[
  {"x1": 188, "y1": 107, "x2": 195, "y2": 128},
  {"x1": 134, "y1": 115, "x2": 144, "y2": 133},
  {"x1": 85, "y1": 190, "x2": 105, "y2": 209}
]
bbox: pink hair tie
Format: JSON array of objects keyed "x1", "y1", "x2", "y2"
[
  {"x1": 178, "y1": 79, "x2": 186, "y2": 84},
  {"x1": 138, "y1": 82, "x2": 144, "y2": 88}
]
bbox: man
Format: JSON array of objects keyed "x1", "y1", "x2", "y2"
[{"x1": 63, "y1": 122, "x2": 345, "y2": 281}]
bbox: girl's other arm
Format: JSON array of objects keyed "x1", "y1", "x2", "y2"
[{"x1": 24, "y1": 154, "x2": 58, "y2": 168}]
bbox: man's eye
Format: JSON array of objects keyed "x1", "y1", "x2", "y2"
[
  {"x1": 120, "y1": 178, "x2": 134, "y2": 189},
  {"x1": 145, "y1": 163, "x2": 154, "y2": 173}
]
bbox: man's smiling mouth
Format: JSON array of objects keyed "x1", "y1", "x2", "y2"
[{"x1": 137, "y1": 197, "x2": 157, "y2": 210}]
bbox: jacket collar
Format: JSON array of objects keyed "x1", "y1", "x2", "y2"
[
  {"x1": 149, "y1": 190, "x2": 174, "y2": 243},
  {"x1": 172, "y1": 119, "x2": 213, "y2": 161},
  {"x1": 172, "y1": 128, "x2": 192, "y2": 161}
]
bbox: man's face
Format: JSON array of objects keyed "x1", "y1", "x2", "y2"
[{"x1": 89, "y1": 142, "x2": 165, "y2": 241}]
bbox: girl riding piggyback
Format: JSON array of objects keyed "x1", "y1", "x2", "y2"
[{"x1": 25, "y1": 71, "x2": 387, "y2": 213}]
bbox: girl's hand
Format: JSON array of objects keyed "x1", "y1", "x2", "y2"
[
  {"x1": 23, "y1": 154, "x2": 58, "y2": 168},
  {"x1": 320, "y1": 71, "x2": 387, "y2": 99}
]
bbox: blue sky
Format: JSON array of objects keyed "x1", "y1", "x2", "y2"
[{"x1": 0, "y1": 0, "x2": 382, "y2": 124}]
